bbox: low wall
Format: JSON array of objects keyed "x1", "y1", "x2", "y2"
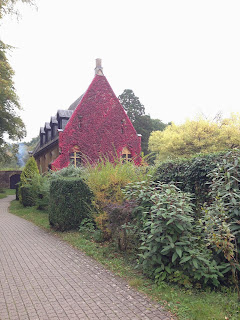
[{"x1": 0, "y1": 171, "x2": 22, "y2": 189}]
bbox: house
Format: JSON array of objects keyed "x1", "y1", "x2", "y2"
[{"x1": 33, "y1": 59, "x2": 142, "y2": 173}]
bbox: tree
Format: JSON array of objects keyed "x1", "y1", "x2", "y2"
[
  {"x1": 118, "y1": 89, "x2": 168, "y2": 155},
  {"x1": 151, "y1": 118, "x2": 171, "y2": 132},
  {"x1": 0, "y1": 0, "x2": 35, "y2": 19},
  {"x1": 0, "y1": 143, "x2": 19, "y2": 168},
  {"x1": 149, "y1": 114, "x2": 240, "y2": 161},
  {"x1": 0, "y1": 40, "x2": 26, "y2": 163},
  {"x1": 0, "y1": 0, "x2": 33, "y2": 164},
  {"x1": 133, "y1": 115, "x2": 168, "y2": 155},
  {"x1": 20, "y1": 156, "x2": 39, "y2": 186},
  {"x1": 118, "y1": 89, "x2": 145, "y2": 123},
  {"x1": 218, "y1": 113, "x2": 240, "y2": 148},
  {"x1": 19, "y1": 136, "x2": 39, "y2": 166},
  {"x1": 19, "y1": 156, "x2": 39, "y2": 205},
  {"x1": 25, "y1": 136, "x2": 38, "y2": 150}
]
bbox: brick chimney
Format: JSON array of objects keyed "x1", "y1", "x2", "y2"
[{"x1": 95, "y1": 58, "x2": 103, "y2": 76}]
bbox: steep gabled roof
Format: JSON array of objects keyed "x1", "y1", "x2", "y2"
[
  {"x1": 51, "y1": 73, "x2": 141, "y2": 169},
  {"x1": 68, "y1": 94, "x2": 85, "y2": 111},
  {"x1": 62, "y1": 74, "x2": 136, "y2": 137}
]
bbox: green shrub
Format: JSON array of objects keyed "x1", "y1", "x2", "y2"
[
  {"x1": 49, "y1": 177, "x2": 94, "y2": 231},
  {"x1": 92, "y1": 230, "x2": 105, "y2": 243},
  {"x1": 78, "y1": 218, "x2": 104, "y2": 243},
  {"x1": 85, "y1": 158, "x2": 153, "y2": 204},
  {"x1": 201, "y1": 149, "x2": 240, "y2": 299},
  {"x1": 79, "y1": 218, "x2": 96, "y2": 233},
  {"x1": 207, "y1": 149, "x2": 240, "y2": 242},
  {"x1": 124, "y1": 180, "x2": 223, "y2": 287},
  {"x1": 154, "y1": 151, "x2": 227, "y2": 213},
  {"x1": 21, "y1": 185, "x2": 36, "y2": 207},
  {"x1": 84, "y1": 158, "x2": 154, "y2": 238},
  {"x1": 104, "y1": 201, "x2": 140, "y2": 251},
  {"x1": 30, "y1": 174, "x2": 50, "y2": 210},
  {"x1": 50, "y1": 165, "x2": 85, "y2": 179},
  {"x1": 19, "y1": 157, "x2": 39, "y2": 204},
  {"x1": 20, "y1": 157, "x2": 39, "y2": 185}
]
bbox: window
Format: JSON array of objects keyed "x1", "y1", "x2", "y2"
[
  {"x1": 70, "y1": 146, "x2": 81, "y2": 167},
  {"x1": 121, "y1": 147, "x2": 132, "y2": 162}
]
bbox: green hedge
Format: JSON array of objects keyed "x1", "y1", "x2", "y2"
[
  {"x1": 155, "y1": 151, "x2": 228, "y2": 212},
  {"x1": 49, "y1": 177, "x2": 94, "y2": 231},
  {"x1": 21, "y1": 185, "x2": 36, "y2": 207}
]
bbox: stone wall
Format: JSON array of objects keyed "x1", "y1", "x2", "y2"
[{"x1": 0, "y1": 171, "x2": 22, "y2": 189}]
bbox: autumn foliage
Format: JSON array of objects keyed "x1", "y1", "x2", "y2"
[
  {"x1": 52, "y1": 75, "x2": 141, "y2": 170},
  {"x1": 149, "y1": 114, "x2": 240, "y2": 160}
]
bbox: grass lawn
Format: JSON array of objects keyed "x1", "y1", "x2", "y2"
[
  {"x1": 9, "y1": 199, "x2": 240, "y2": 320},
  {"x1": 0, "y1": 188, "x2": 16, "y2": 199}
]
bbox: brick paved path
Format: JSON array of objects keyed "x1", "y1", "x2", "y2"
[{"x1": 0, "y1": 196, "x2": 173, "y2": 320}]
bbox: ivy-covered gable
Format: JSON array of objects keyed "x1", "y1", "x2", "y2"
[{"x1": 51, "y1": 73, "x2": 141, "y2": 170}]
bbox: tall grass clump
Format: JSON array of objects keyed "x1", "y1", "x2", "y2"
[
  {"x1": 50, "y1": 165, "x2": 86, "y2": 179},
  {"x1": 83, "y1": 157, "x2": 154, "y2": 239}
]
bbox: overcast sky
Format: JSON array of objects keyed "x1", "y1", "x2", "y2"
[{"x1": 1, "y1": 0, "x2": 240, "y2": 142}]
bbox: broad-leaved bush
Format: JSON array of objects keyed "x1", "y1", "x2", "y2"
[{"x1": 124, "y1": 181, "x2": 223, "y2": 287}]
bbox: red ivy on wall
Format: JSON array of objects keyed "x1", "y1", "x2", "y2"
[{"x1": 51, "y1": 75, "x2": 141, "y2": 170}]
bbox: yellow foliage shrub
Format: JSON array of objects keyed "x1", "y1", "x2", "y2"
[{"x1": 84, "y1": 157, "x2": 153, "y2": 237}]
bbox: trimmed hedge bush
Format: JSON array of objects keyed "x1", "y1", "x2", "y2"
[
  {"x1": 21, "y1": 185, "x2": 36, "y2": 207},
  {"x1": 154, "y1": 151, "x2": 228, "y2": 212},
  {"x1": 49, "y1": 177, "x2": 94, "y2": 231}
]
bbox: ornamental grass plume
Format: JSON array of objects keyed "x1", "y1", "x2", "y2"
[{"x1": 83, "y1": 156, "x2": 154, "y2": 239}]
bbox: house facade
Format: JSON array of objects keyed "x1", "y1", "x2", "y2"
[{"x1": 33, "y1": 59, "x2": 141, "y2": 173}]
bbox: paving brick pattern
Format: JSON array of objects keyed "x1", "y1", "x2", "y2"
[{"x1": 0, "y1": 196, "x2": 173, "y2": 320}]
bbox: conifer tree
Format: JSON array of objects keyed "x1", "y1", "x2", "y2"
[
  {"x1": 20, "y1": 156, "x2": 39, "y2": 186},
  {"x1": 118, "y1": 89, "x2": 168, "y2": 154}
]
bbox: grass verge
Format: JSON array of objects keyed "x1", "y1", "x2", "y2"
[
  {"x1": 9, "y1": 200, "x2": 240, "y2": 320},
  {"x1": 0, "y1": 188, "x2": 16, "y2": 199}
]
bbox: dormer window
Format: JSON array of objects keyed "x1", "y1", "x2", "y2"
[
  {"x1": 70, "y1": 146, "x2": 81, "y2": 167},
  {"x1": 121, "y1": 147, "x2": 132, "y2": 162},
  {"x1": 44, "y1": 123, "x2": 51, "y2": 144},
  {"x1": 40, "y1": 127, "x2": 45, "y2": 147},
  {"x1": 50, "y1": 116, "x2": 58, "y2": 139},
  {"x1": 57, "y1": 110, "x2": 74, "y2": 130}
]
